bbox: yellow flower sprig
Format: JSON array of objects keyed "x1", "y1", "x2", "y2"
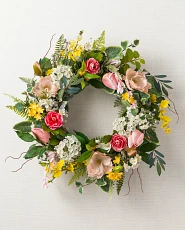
[
  {"x1": 28, "y1": 102, "x2": 44, "y2": 120},
  {"x1": 122, "y1": 92, "x2": 135, "y2": 104},
  {"x1": 158, "y1": 100, "x2": 171, "y2": 134},
  {"x1": 45, "y1": 160, "x2": 65, "y2": 178}
]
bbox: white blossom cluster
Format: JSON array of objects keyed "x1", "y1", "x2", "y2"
[
  {"x1": 55, "y1": 135, "x2": 81, "y2": 162},
  {"x1": 51, "y1": 64, "x2": 73, "y2": 81},
  {"x1": 38, "y1": 99, "x2": 58, "y2": 111},
  {"x1": 124, "y1": 154, "x2": 142, "y2": 171},
  {"x1": 113, "y1": 106, "x2": 151, "y2": 136}
]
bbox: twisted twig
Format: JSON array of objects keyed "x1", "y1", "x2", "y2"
[
  {"x1": 5, "y1": 152, "x2": 25, "y2": 162},
  {"x1": 124, "y1": 169, "x2": 134, "y2": 196},
  {"x1": 44, "y1": 34, "x2": 56, "y2": 57},
  {"x1": 12, "y1": 159, "x2": 32, "y2": 172},
  {"x1": 137, "y1": 168, "x2": 144, "y2": 193}
]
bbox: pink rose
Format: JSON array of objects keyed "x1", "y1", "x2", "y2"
[
  {"x1": 86, "y1": 58, "x2": 100, "y2": 74},
  {"x1": 32, "y1": 128, "x2": 50, "y2": 144},
  {"x1": 87, "y1": 151, "x2": 113, "y2": 178},
  {"x1": 110, "y1": 134, "x2": 127, "y2": 152},
  {"x1": 102, "y1": 72, "x2": 124, "y2": 94},
  {"x1": 45, "y1": 111, "x2": 63, "y2": 130},
  {"x1": 124, "y1": 68, "x2": 151, "y2": 93},
  {"x1": 128, "y1": 130, "x2": 144, "y2": 148},
  {"x1": 33, "y1": 75, "x2": 59, "y2": 97}
]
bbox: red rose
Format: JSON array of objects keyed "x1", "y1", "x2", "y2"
[
  {"x1": 86, "y1": 58, "x2": 100, "y2": 74},
  {"x1": 110, "y1": 134, "x2": 127, "y2": 152},
  {"x1": 44, "y1": 111, "x2": 63, "y2": 130}
]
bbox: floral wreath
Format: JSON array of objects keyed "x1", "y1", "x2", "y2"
[{"x1": 6, "y1": 31, "x2": 177, "y2": 195}]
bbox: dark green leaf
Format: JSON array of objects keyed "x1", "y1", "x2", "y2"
[
  {"x1": 145, "y1": 128, "x2": 159, "y2": 144},
  {"x1": 39, "y1": 57, "x2": 52, "y2": 72},
  {"x1": 89, "y1": 79, "x2": 106, "y2": 89},
  {"x1": 160, "y1": 80, "x2": 172, "y2": 83},
  {"x1": 79, "y1": 186, "x2": 83, "y2": 194},
  {"x1": 102, "y1": 135, "x2": 112, "y2": 144},
  {"x1": 140, "y1": 142, "x2": 158, "y2": 152},
  {"x1": 154, "y1": 79, "x2": 161, "y2": 92},
  {"x1": 156, "y1": 156, "x2": 166, "y2": 165},
  {"x1": 74, "y1": 131, "x2": 89, "y2": 142},
  {"x1": 13, "y1": 121, "x2": 32, "y2": 133},
  {"x1": 15, "y1": 102, "x2": 24, "y2": 112},
  {"x1": 163, "y1": 83, "x2": 173, "y2": 89},
  {"x1": 159, "y1": 161, "x2": 165, "y2": 171},
  {"x1": 155, "y1": 75, "x2": 167, "y2": 78},
  {"x1": 77, "y1": 151, "x2": 93, "y2": 162},
  {"x1": 155, "y1": 150, "x2": 164, "y2": 158},
  {"x1": 24, "y1": 146, "x2": 46, "y2": 159},
  {"x1": 162, "y1": 86, "x2": 168, "y2": 96},
  {"x1": 49, "y1": 138, "x2": 60, "y2": 146},
  {"x1": 157, "y1": 162, "x2": 161, "y2": 176},
  {"x1": 16, "y1": 131, "x2": 35, "y2": 142},
  {"x1": 95, "y1": 178, "x2": 107, "y2": 186},
  {"x1": 134, "y1": 39, "x2": 140, "y2": 46},
  {"x1": 75, "y1": 181, "x2": 82, "y2": 187}
]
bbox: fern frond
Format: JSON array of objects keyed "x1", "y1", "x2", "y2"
[
  {"x1": 93, "y1": 31, "x2": 105, "y2": 51},
  {"x1": 118, "y1": 107, "x2": 126, "y2": 117},
  {"x1": 116, "y1": 174, "x2": 124, "y2": 195},
  {"x1": 68, "y1": 166, "x2": 86, "y2": 186},
  {"x1": 114, "y1": 97, "x2": 122, "y2": 107},
  {"x1": 5, "y1": 94, "x2": 22, "y2": 103},
  {"x1": 19, "y1": 77, "x2": 33, "y2": 84},
  {"x1": 55, "y1": 34, "x2": 66, "y2": 55},
  {"x1": 6, "y1": 105, "x2": 28, "y2": 118}
]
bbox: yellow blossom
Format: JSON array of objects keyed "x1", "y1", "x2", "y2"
[
  {"x1": 47, "y1": 160, "x2": 65, "y2": 178},
  {"x1": 151, "y1": 94, "x2": 157, "y2": 103},
  {"x1": 107, "y1": 172, "x2": 123, "y2": 181},
  {"x1": 122, "y1": 92, "x2": 135, "y2": 104},
  {"x1": 66, "y1": 163, "x2": 75, "y2": 172},
  {"x1": 113, "y1": 156, "x2": 120, "y2": 165},
  {"x1": 161, "y1": 122, "x2": 169, "y2": 128},
  {"x1": 160, "y1": 115, "x2": 171, "y2": 123},
  {"x1": 28, "y1": 109, "x2": 36, "y2": 117},
  {"x1": 164, "y1": 127, "x2": 171, "y2": 134},
  {"x1": 28, "y1": 103, "x2": 43, "y2": 120},
  {"x1": 46, "y1": 69, "x2": 53, "y2": 76},
  {"x1": 29, "y1": 102, "x2": 38, "y2": 110},
  {"x1": 69, "y1": 40, "x2": 77, "y2": 49},
  {"x1": 34, "y1": 113, "x2": 42, "y2": 120},
  {"x1": 160, "y1": 100, "x2": 169, "y2": 108}
]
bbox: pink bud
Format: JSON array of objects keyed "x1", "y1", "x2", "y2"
[
  {"x1": 128, "y1": 130, "x2": 144, "y2": 148},
  {"x1": 32, "y1": 128, "x2": 50, "y2": 144}
]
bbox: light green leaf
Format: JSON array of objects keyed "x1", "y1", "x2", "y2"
[
  {"x1": 77, "y1": 151, "x2": 93, "y2": 162},
  {"x1": 84, "y1": 73, "x2": 100, "y2": 80}
]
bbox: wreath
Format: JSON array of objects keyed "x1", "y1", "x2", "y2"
[{"x1": 6, "y1": 31, "x2": 177, "y2": 195}]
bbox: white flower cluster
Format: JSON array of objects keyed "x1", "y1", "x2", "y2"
[
  {"x1": 51, "y1": 64, "x2": 73, "y2": 81},
  {"x1": 113, "y1": 106, "x2": 151, "y2": 136},
  {"x1": 38, "y1": 99, "x2": 58, "y2": 111},
  {"x1": 55, "y1": 135, "x2": 81, "y2": 162},
  {"x1": 124, "y1": 154, "x2": 142, "y2": 171}
]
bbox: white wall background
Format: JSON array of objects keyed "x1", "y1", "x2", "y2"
[{"x1": 0, "y1": 0, "x2": 185, "y2": 229}]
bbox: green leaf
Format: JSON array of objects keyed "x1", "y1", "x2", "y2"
[
  {"x1": 99, "y1": 176, "x2": 111, "y2": 193},
  {"x1": 74, "y1": 131, "x2": 89, "y2": 143},
  {"x1": 95, "y1": 178, "x2": 107, "y2": 187},
  {"x1": 16, "y1": 131, "x2": 35, "y2": 142},
  {"x1": 139, "y1": 142, "x2": 158, "y2": 152},
  {"x1": 134, "y1": 39, "x2": 140, "y2": 46},
  {"x1": 55, "y1": 34, "x2": 65, "y2": 55},
  {"x1": 121, "y1": 41, "x2": 128, "y2": 50},
  {"x1": 86, "y1": 138, "x2": 96, "y2": 151},
  {"x1": 155, "y1": 75, "x2": 167, "y2": 78},
  {"x1": 92, "y1": 31, "x2": 105, "y2": 51},
  {"x1": 102, "y1": 135, "x2": 112, "y2": 144},
  {"x1": 163, "y1": 83, "x2": 173, "y2": 89},
  {"x1": 131, "y1": 108, "x2": 138, "y2": 116},
  {"x1": 66, "y1": 86, "x2": 81, "y2": 95},
  {"x1": 79, "y1": 186, "x2": 83, "y2": 194},
  {"x1": 145, "y1": 128, "x2": 159, "y2": 144},
  {"x1": 154, "y1": 79, "x2": 161, "y2": 93},
  {"x1": 77, "y1": 151, "x2": 93, "y2": 162},
  {"x1": 70, "y1": 78, "x2": 84, "y2": 86},
  {"x1": 140, "y1": 59, "x2": 145, "y2": 64},
  {"x1": 162, "y1": 86, "x2": 168, "y2": 96},
  {"x1": 105, "y1": 46, "x2": 122, "y2": 60},
  {"x1": 68, "y1": 166, "x2": 86, "y2": 186},
  {"x1": 81, "y1": 79, "x2": 86, "y2": 89},
  {"x1": 58, "y1": 88, "x2": 65, "y2": 101},
  {"x1": 155, "y1": 150, "x2": 164, "y2": 158},
  {"x1": 39, "y1": 57, "x2": 52, "y2": 72},
  {"x1": 75, "y1": 181, "x2": 82, "y2": 187},
  {"x1": 19, "y1": 77, "x2": 33, "y2": 84},
  {"x1": 49, "y1": 138, "x2": 60, "y2": 146},
  {"x1": 84, "y1": 72, "x2": 100, "y2": 80},
  {"x1": 159, "y1": 80, "x2": 172, "y2": 83},
  {"x1": 156, "y1": 156, "x2": 166, "y2": 165},
  {"x1": 15, "y1": 102, "x2": 24, "y2": 112},
  {"x1": 159, "y1": 161, "x2": 165, "y2": 171},
  {"x1": 24, "y1": 146, "x2": 46, "y2": 159},
  {"x1": 88, "y1": 79, "x2": 106, "y2": 89},
  {"x1": 133, "y1": 50, "x2": 140, "y2": 58},
  {"x1": 13, "y1": 121, "x2": 32, "y2": 133},
  {"x1": 157, "y1": 162, "x2": 161, "y2": 176},
  {"x1": 125, "y1": 48, "x2": 134, "y2": 61},
  {"x1": 87, "y1": 51, "x2": 104, "y2": 62},
  {"x1": 76, "y1": 135, "x2": 88, "y2": 150},
  {"x1": 135, "y1": 61, "x2": 141, "y2": 70}
]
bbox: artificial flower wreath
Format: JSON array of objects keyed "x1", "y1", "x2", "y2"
[{"x1": 6, "y1": 31, "x2": 176, "y2": 195}]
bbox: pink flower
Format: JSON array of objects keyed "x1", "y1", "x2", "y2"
[
  {"x1": 86, "y1": 58, "x2": 100, "y2": 74},
  {"x1": 124, "y1": 68, "x2": 151, "y2": 93},
  {"x1": 32, "y1": 128, "x2": 50, "y2": 144},
  {"x1": 87, "y1": 151, "x2": 113, "y2": 178},
  {"x1": 102, "y1": 72, "x2": 124, "y2": 94},
  {"x1": 128, "y1": 130, "x2": 144, "y2": 148},
  {"x1": 48, "y1": 151, "x2": 57, "y2": 163},
  {"x1": 110, "y1": 134, "x2": 127, "y2": 152},
  {"x1": 45, "y1": 111, "x2": 63, "y2": 130},
  {"x1": 33, "y1": 75, "x2": 59, "y2": 97}
]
